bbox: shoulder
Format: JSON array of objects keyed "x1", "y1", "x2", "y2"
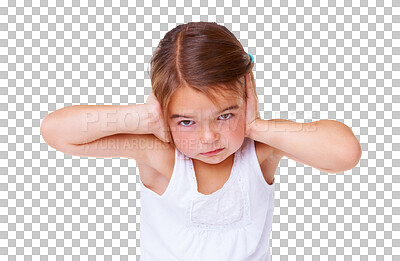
[
  {"x1": 138, "y1": 137, "x2": 175, "y2": 180},
  {"x1": 254, "y1": 140, "x2": 284, "y2": 165}
]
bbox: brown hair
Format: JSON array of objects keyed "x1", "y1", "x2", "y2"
[{"x1": 149, "y1": 22, "x2": 254, "y2": 145}]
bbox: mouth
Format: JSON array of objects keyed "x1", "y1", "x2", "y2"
[{"x1": 200, "y1": 148, "x2": 224, "y2": 156}]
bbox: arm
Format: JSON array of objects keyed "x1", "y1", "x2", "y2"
[
  {"x1": 40, "y1": 103, "x2": 170, "y2": 162},
  {"x1": 41, "y1": 104, "x2": 153, "y2": 146},
  {"x1": 248, "y1": 119, "x2": 362, "y2": 173}
]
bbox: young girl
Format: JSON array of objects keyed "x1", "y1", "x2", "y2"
[{"x1": 41, "y1": 22, "x2": 361, "y2": 260}]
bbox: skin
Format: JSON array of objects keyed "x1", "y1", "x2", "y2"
[{"x1": 166, "y1": 85, "x2": 247, "y2": 168}]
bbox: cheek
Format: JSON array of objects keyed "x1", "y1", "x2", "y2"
[
  {"x1": 225, "y1": 114, "x2": 246, "y2": 144},
  {"x1": 228, "y1": 120, "x2": 245, "y2": 140},
  {"x1": 173, "y1": 136, "x2": 199, "y2": 153},
  {"x1": 225, "y1": 113, "x2": 245, "y2": 133},
  {"x1": 168, "y1": 113, "x2": 246, "y2": 147},
  {"x1": 172, "y1": 131, "x2": 194, "y2": 143},
  {"x1": 169, "y1": 126, "x2": 198, "y2": 151},
  {"x1": 170, "y1": 124, "x2": 196, "y2": 138}
]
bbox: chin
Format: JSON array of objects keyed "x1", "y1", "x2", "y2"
[
  {"x1": 174, "y1": 136, "x2": 245, "y2": 161},
  {"x1": 198, "y1": 150, "x2": 233, "y2": 164},
  {"x1": 198, "y1": 156, "x2": 225, "y2": 164}
]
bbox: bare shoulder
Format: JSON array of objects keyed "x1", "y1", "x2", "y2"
[
  {"x1": 136, "y1": 136, "x2": 175, "y2": 179},
  {"x1": 130, "y1": 135, "x2": 175, "y2": 196},
  {"x1": 254, "y1": 140, "x2": 284, "y2": 185},
  {"x1": 254, "y1": 140, "x2": 284, "y2": 164}
]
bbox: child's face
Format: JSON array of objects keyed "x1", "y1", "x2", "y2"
[{"x1": 167, "y1": 86, "x2": 246, "y2": 164}]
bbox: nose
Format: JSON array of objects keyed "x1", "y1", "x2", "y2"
[{"x1": 199, "y1": 123, "x2": 220, "y2": 144}]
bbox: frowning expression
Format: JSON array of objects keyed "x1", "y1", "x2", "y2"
[{"x1": 167, "y1": 86, "x2": 246, "y2": 164}]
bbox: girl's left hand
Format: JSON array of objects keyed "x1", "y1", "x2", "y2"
[{"x1": 244, "y1": 71, "x2": 261, "y2": 137}]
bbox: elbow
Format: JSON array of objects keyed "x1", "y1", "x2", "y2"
[
  {"x1": 328, "y1": 139, "x2": 362, "y2": 174},
  {"x1": 338, "y1": 121, "x2": 362, "y2": 171},
  {"x1": 40, "y1": 116, "x2": 51, "y2": 142},
  {"x1": 337, "y1": 142, "x2": 362, "y2": 173},
  {"x1": 348, "y1": 136, "x2": 362, "y2": 168},
  {"x1": 41, "y1": 122, "x2": 54, "y2": 148},
  {"x1": 40, "y1": 114, "x2": 60, "y2": 149},
  {"x1": 348, "y1": 145, "x2": 362, "y2": 170}
]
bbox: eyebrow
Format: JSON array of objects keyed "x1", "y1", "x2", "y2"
[{"x1": 170, "y1": 105, "x2": 240, "y2": 119}]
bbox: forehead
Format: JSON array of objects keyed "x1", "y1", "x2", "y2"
[{"x1": 168, "y1": 86, "x2": 242, "y2": 113}]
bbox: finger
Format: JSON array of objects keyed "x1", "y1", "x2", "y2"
[
  {"x1": 162, "y1": 136, "x2": 169, "y2": 143},
  {"x1": 146, "y1": 93, "x2": 158, "y2": 104},
  {"x1": 162, "y1": 121, "x2": 171, "y2": 143},
  {"x1": 164, "y1": 127, "x2": 170, "y2": 143},
  {"x1": 245, "y1": 73, "x2": 252, "y2": 96},
  {"x1": 145, "y1": 94, "x2": 153, "y2": 104},
  {"x1": 164, "y1": 132, "x2": 171, "y2": 143},
  {"x1": 250, "y1": 72, "x2": 257, "y2": 95}
]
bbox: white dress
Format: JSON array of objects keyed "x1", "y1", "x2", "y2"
[{"x1": 139, "y1": 137, "x2": 276, "y2": 261}]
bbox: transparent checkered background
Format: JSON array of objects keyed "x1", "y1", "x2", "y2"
[{"x1": 0, "y1": 0, "x2": 399, "y2": 260}]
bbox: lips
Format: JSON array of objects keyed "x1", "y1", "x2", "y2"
[
  {"x1": 203, "y1": 148, "x2": 223, "y2": 154},
  {"x1": 200, "y1": 148, "x2": 224, "y2": 156}
]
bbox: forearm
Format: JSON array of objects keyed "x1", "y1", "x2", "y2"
[
  {"x1": 41, "y1": 104, "x2": 154, "y2": 146},
  {"x1": 248, "y1": 119, "x2": 362, "y2": 171}
]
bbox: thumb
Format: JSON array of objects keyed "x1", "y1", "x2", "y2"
[{"x1": 159, "y1": 127, "x2": 171, "y2": 143}]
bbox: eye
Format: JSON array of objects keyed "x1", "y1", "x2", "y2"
[
  {"x1": 178, "y1": 113, "x2": 234, "y2": 127},
  {"x1": 218, "y1": 113, "x2": 233, "y2": 120},
  {"x1": 178, "y1": 120, "x2": 194, "y2": 127}
]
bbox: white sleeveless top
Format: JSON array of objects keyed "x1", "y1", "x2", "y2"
[{"x1": 138, "y1": 137, "x2": 276, "y2": 261}]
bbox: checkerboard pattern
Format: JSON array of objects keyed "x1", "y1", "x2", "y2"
[{"x1": 1, "y1": 0, "x2": 399, "y2": 260}]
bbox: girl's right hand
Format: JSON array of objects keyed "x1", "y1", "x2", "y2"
[{"x1": 145, "y1": 93, "x2": 171, "y2": 143}]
